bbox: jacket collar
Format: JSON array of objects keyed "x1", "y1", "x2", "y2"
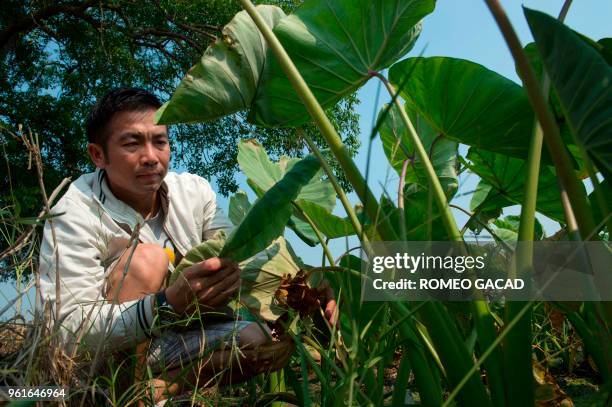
[{"x1": 91, "y1": 169, "x2": 170, "y2": 231}]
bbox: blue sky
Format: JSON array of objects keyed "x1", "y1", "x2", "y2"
[{"x1": 2, "y1": 0, "x2": 610, "y2": 317}]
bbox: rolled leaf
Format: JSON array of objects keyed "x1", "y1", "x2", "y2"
[{"x1": 155, "y1": 5, "x2": 287, "y2": 124}]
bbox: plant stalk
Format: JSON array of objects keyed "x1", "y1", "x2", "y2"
[
  {"x1": 239, "y1": 0, "x2": 394, "y2": 243},
  {"x1": 484, "y1": 0, "x2": 596, "y2": 240},
  {"x1": 372, "y1": 73, "x2": 462, "y2": 243},
  {"x1": 375, "y1": 72, "x2": 505, "y2": 405},
  {"x1": 299, "y1": 129, "x2": 372, "y2": 255},
  {"x1": 241, "y1": 3, "x2": 492, "y2": 405}
]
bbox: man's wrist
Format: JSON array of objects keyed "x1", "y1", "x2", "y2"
[
  {"x1": 154, "y1": 289, "x2": 179, "y2": 326},
  {"x1": 163, "y1": 285, "x2": 184, "y2": 315}
]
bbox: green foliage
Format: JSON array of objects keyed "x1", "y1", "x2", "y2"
[
  {"x1": 389, "y1": 56, "x2": 578, "y2": 167},
  {"x1": 525, "y1": 8, "x2": 612, "y2": 180},
  {"x1": 171, "y1": 230, "x2": 302, "y2": 321},
  {"x1": 4, "y1": 1, "x2": 609, "y2": 405},
  {"x1": 465, "y1": 147, "x2": 572, "y2": 222},
  {"x1": 155, "y1": 5, "x2": 287, "y2": 125},
  {"x1": 378, "y1": 103, "x2": 459, "y2": 199},
  {"x1": 221, "y1": 153, "x2": 321, "y2": 261},
  {"x1": 493, "y1": 215, "x2": 545, "y2": 243},
  {"x1": 250, "y1": 0, "x2": 435, "y2": 126},
  {"x1": 160, "y1": 0, "x2": 434, "y2": 127},
  {"x1": 237, "y1": 139, "x2": 335, "y2": 210}
]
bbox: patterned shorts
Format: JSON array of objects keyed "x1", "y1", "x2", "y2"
[{"x1": 146, "y1": 320, "x2": 252, "y2": 374}]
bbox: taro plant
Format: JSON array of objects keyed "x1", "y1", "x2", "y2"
[{"x1": 158, "y1": 0, "x2": 611, "y2": 405}]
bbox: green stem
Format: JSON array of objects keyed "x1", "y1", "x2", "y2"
[
  {"x1": 292, "y1": 201, "x2": 336, "y2": 266},
  {"x1": 373, "y1": 72, "x2": 462, "y2": 243},
  {"x1": 240, "y1": 2, "x2": 491, "y2": 405},
  {"x1": 505, "y1": 1, "x2": 575, "y2": 403},
  {"x1": 443, "y1": 299, "x2": 535, "y2": 407},
  {"x1": 391, "y1": 305, "x2": 443, "y2": 407},
  {"x1": 269, "y1": 369, "x2": 286, "y2": 407},
  {"x1": 373, "y1": 73, "x2": 504, "y2": 406},
  {"x1": 504, "y1": 76, "x2": 548, "y2": 407},
  {"x1": 299, "y1": 129, "x2": 372, "y2": 255},
  {"x1": 484, "y1": 0, "x2": 596, "y2": 240},
  {"x1": 239, "y1": 0, "x2": 394, "y2": 242},
  {"x1": 391, "y1": 348, "x2": 412, "y2": 407}
]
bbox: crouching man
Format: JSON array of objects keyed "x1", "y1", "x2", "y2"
[{"x1": 38, "y1": 88, "x2": 317, "y2": 403}]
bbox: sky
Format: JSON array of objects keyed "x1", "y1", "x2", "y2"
[{"x1": 2, "y1": 0, "x2": 610, "y2": 319}]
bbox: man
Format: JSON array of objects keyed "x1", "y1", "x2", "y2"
[{"x1": 39, "y1": 88, "x2": 333, "y2": 401}]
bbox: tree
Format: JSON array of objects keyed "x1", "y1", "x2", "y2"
[
  {"x1": 0, "y1": 0, "x2": 359, "y2": 201},
  {"x1": 0, "y1": 0, "x2": 360, "y2": 261}
]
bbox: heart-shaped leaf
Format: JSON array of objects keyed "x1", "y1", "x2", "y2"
[
  {"x1": 389, "y1": 57, "x2": 535, "y2": 161},
  {"x1": 465, "y1": 148, "x2": 576, "y2": 222},
  {"x1": 378, "y1": 103, "x2": 458, "y2": 199},
  {"x1": 388, "y1": 56, "x2": 582, "y2": 168},
  {"x1": 249, "y1": 0, "x2": 435, "y2": 126},
  {"x1": 220, "y1": 153, "x2": 321, "y2": 262}
]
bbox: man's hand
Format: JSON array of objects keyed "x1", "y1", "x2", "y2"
[
  {"x1": 317, "y1": 280, "x2": 338, "y2": 326},
  {"x1": 165, "y1": 257, "x2": 240, "y2": 315}
]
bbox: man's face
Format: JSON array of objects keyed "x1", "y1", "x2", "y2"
[{"x1": 88, "y1": 109, "x2": 170, "y2": 201}]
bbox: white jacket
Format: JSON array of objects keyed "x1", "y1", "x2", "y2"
[{"x1": 38, "y1": 169, "x2": 232, "y2": 355}]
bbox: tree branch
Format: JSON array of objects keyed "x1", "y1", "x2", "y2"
[
  {"x1": 133, "y1": 39, "x2": 183, "y2": 65},
  {"x1": 0, "y1": 0, "x2": 98, "y2": 50},
  {"x1": 134, "y1": 27, "x2": 204, "y2": 53}
]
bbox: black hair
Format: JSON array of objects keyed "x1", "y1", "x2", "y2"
[{"x1": 86, "y1": 87, "x2": 162, "y2": 148}]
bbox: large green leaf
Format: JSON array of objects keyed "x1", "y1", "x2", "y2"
[
  {"x1": 158, "y1": 1, "x2": 435, "y2": 127},
  {"x1": 389, "y1": 56, "x2": 565, "y2": 165},
  {"x1": 155, "y1": 6, "x2": 287, "y2": 124},
  {"x1": 172, "y1": 231, "x2": 302, "y2": 321},
  {"x1": 238, "y1": 139, "x2": 335, "y2": 246},
  {"x1": 296, "y1": 200, "x2": 356, "y2": 239},
  {"x1": 525, "y1": 8, "x2": 612, "y2": 180},
  {"x1": 465, "y1": 148, "x2": 574, "y2": 222},
  {"x1": 249, "y1": 0, "x2": 435, "y2": 126},
  {"x1": 220, "y1": 153, "x2": 321, "y2": 262},
  {"x1": 493, "y1": 215, "x2": 544, "y2": 242},
  {"x1": 238, "y1": 139, "x2": 335, "y2": 211},
  {"x1": 378, "y1": 103, "x2": 458, "y2": 199},
  {"x1": 588, "y1": 179, "x2": 611, "y2": 231}
]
